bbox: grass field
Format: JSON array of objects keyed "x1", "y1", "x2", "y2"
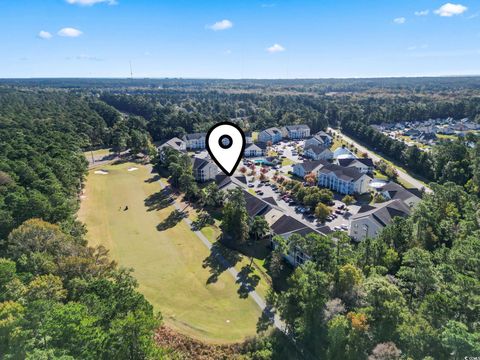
[
  {"x1": 200, "y1": 224, "x2": 271, "y2": 300},
  {"x1": 83, "y1": 148, "x2": 112, "y2": 159},
  {"x1": 78, "y1": 162, "x2": 262, "y2": 343}
]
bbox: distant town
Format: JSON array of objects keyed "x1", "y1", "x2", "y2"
[{"x1": 372, "y1": 117, "x2": 480, "y2": 149}]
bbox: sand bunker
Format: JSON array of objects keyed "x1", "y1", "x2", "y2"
[
  {"x1": 94, "y1": 170, "x2": 109, "y2": 175},
  {"x1": 127, "y1": 167, "x2": 139, "y2": 172}
]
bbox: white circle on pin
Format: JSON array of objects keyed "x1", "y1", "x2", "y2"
[{"x1": 206, "y1": 122, "x2": 246, "y2": 176}]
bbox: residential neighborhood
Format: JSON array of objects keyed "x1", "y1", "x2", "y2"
[
  {"x1": 372, "y1": 117, "x2": 480, "y2": 148},
  {"x1": 158, "y1": 123, "x2": 423, "y2": 268}
]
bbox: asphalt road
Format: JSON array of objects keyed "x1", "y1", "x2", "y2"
[{"x1": 328, "y1": 128, "x2": 432, "y2": 193}]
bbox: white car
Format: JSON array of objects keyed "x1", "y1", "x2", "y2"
[{"x1": 340, "y1": 224, "x2": 349, "y2": 230}]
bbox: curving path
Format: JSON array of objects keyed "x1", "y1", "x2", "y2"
[{"x1": 157, "y1": 178, "x2": 285, "y2": 332}]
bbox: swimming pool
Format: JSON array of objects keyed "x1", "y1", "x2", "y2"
[
  {"x1": 370, "y1": 179, "x2": 388, "y2": 190},
  {"x1": 254, "y1": 159, "x2": 273, "y2": 166}
]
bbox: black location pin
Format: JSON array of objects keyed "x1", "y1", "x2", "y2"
[{"x1": 206, "y1": 122, "x2": 246, "y2": 176}]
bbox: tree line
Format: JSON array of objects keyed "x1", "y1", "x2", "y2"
[{"x1": 0, "y1": 89, "x2": 172, "y2": 359}]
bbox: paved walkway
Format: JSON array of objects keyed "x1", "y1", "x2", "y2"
[
  {"x1": 157, "y1": 178, "x2": 285, "y2": 332},
  {"x1": 329, "y1": 128, "x2": 432, "y2": 193}
]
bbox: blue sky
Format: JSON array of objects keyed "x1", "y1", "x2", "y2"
[{"x1": 1, "y1": 0, "x2": 479, "y2": 78}]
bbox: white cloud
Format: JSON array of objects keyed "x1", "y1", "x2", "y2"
[
  {"x1": 434, "y1": 3, "x2": 467, "y2": 17},
  {"x1": 414, "y1": 10, "x2": 429, "y2": 16},
  {"x1": 58, "y1": 27, "x2": 83, "y2": 37},
  {"x1": 207, "y1": 19, "x2": 233, "y2": 31},
  {"x1": 393, "y1": 17, "x2": 406, "y2": 24},
  {"x1": 266, "y1": 44, "x2": 286, "y2": 53},
  {"x1": 66, "y1": 0, "x2": 117, "y2": 6},
  {"x1": 224, "y1": 49, "x2": 232, "y2": 55},
  {"x1": 37, "y1": 30, "x2": 52, "y2": 39}
]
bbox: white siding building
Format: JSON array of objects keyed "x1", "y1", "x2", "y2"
[
  {"x1": 282, "y1": 125, "x2": 311, "y2": 139},
  {"x1": 183, "y1": 133, "x2": 206, "y2": 149}
]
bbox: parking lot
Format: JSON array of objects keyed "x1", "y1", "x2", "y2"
[
  {"x1": 191, "y1": 139, "x2": 361, "y2": 234},
  {"x1": 238, "y1": 143, "x2": 360, "y2": 231}
]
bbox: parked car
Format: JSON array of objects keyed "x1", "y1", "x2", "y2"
[
  {"x1": 333, "y1": 226, "x2": 342, "y2": 231},
  {"x1": 340, "y1": 224, "x2": 349, "y2": 230},
  {"x1": 248, "y1": 183, "x2": 254, "y2": 188},
  {"x1": 338, "y1": 204, "x2": 345, "y2": 210}
]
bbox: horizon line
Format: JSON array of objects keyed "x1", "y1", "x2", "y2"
[{"x1": 1, "y1": 74, "x2": 480, "y2": 81}]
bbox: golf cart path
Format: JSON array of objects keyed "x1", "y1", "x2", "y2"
[{"x1": 157, "y1": 178, "x2": 285, "y2": 332}]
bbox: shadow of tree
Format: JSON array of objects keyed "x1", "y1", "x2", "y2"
[
  {"x1": 202, "y1": 242, "x2": 241, "y2": 285},
  {"x1": 145, "y1": 188, "x2": 174, "y2": 211},
  {"x1": 156, "y1": 209, "x2": 187, "y2": 231},
  {"x1": 256, "y1": 306, "x2": 276, "y2": 333},
  {"x1": 236, "y1": 265, "x2": 260, "y2": 298},
  {"x1": 144, "y1": 174, "x2": 161, "y2": 183},
  {"x1": 191, "y1": 212, "x2": 215, "y2": 231}
]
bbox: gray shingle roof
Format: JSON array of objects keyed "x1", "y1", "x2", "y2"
[
  {"x1": 304, "y1": 144, "x2": 330, "y2": 155},
  {"x1": 271, "y1": 215, "x2": 307, "y2": 235},
  {"x1": 318, "y1": 163, "x2": 365, "y2": 181},
  {"x1": 158, "y1": 137, "x2": 185, "y2": 151},
  {"x1": 296, "y1": 160, "x2": 329, "y2": 173},
  {"x1": 381, "y1": 182, "x2": 421, "y2": 202},
  {"x1": 262, "y1": 127, "x2": 282, "y2": 136},
  {"x1": 191, "y1": 157, "x2": 211, "y2": 170},
  {"x1": 285, "y1": 124, "x2": 310, "y2": 131},
  {"x1": 243, "y1": 191, "x2": 272, "y2": 217},
  {"x1": 337, "y1": 158, "x2": 374, "y2": 168},
  {"x1": 184, "y1": 133, "x2": 206, "y2": 140},
  {"x1": 353, "y1": 199, "x2": 411, "y2": 227}
]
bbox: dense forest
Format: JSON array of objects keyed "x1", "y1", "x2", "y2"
[
  {"x1": 0, "y1": 79, "x2": 479, "y2": 359},
  {"x1": 0, "y1": 89, "x2": 168, "y2": 359},
  {"x1": 99, "y1": 89, "x2": 480, "y2": 141},
  {"x1": 94, "y1": 79, "x2": 480, "y2": 188},
  {"x1": 261, "y1": 182, "x2": 480, "y2": 359}
]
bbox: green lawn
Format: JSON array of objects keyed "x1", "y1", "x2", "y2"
[
  {"x1": 78, "y1": 162, "x2": 262, "y2": 344},
  {"x1": 373, "y1": 170, "x2": 388, "y2": 180},
  {"x1": 281, "y1": 158, "x2": 296, "y2": 167},
  {"x1": 200, "y1": 224, "x2": 271, "y2": 300},
  {"x1": 330, "y1": 136, "x2": 348, "y2": 151},
  {"x1": 83, "y1": 148, "x2": 112, "y2": 158}
]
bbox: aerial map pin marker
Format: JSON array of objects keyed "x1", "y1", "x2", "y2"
[{"x1": 206, "y1": 122, "x2": 246, "y2": 176}]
